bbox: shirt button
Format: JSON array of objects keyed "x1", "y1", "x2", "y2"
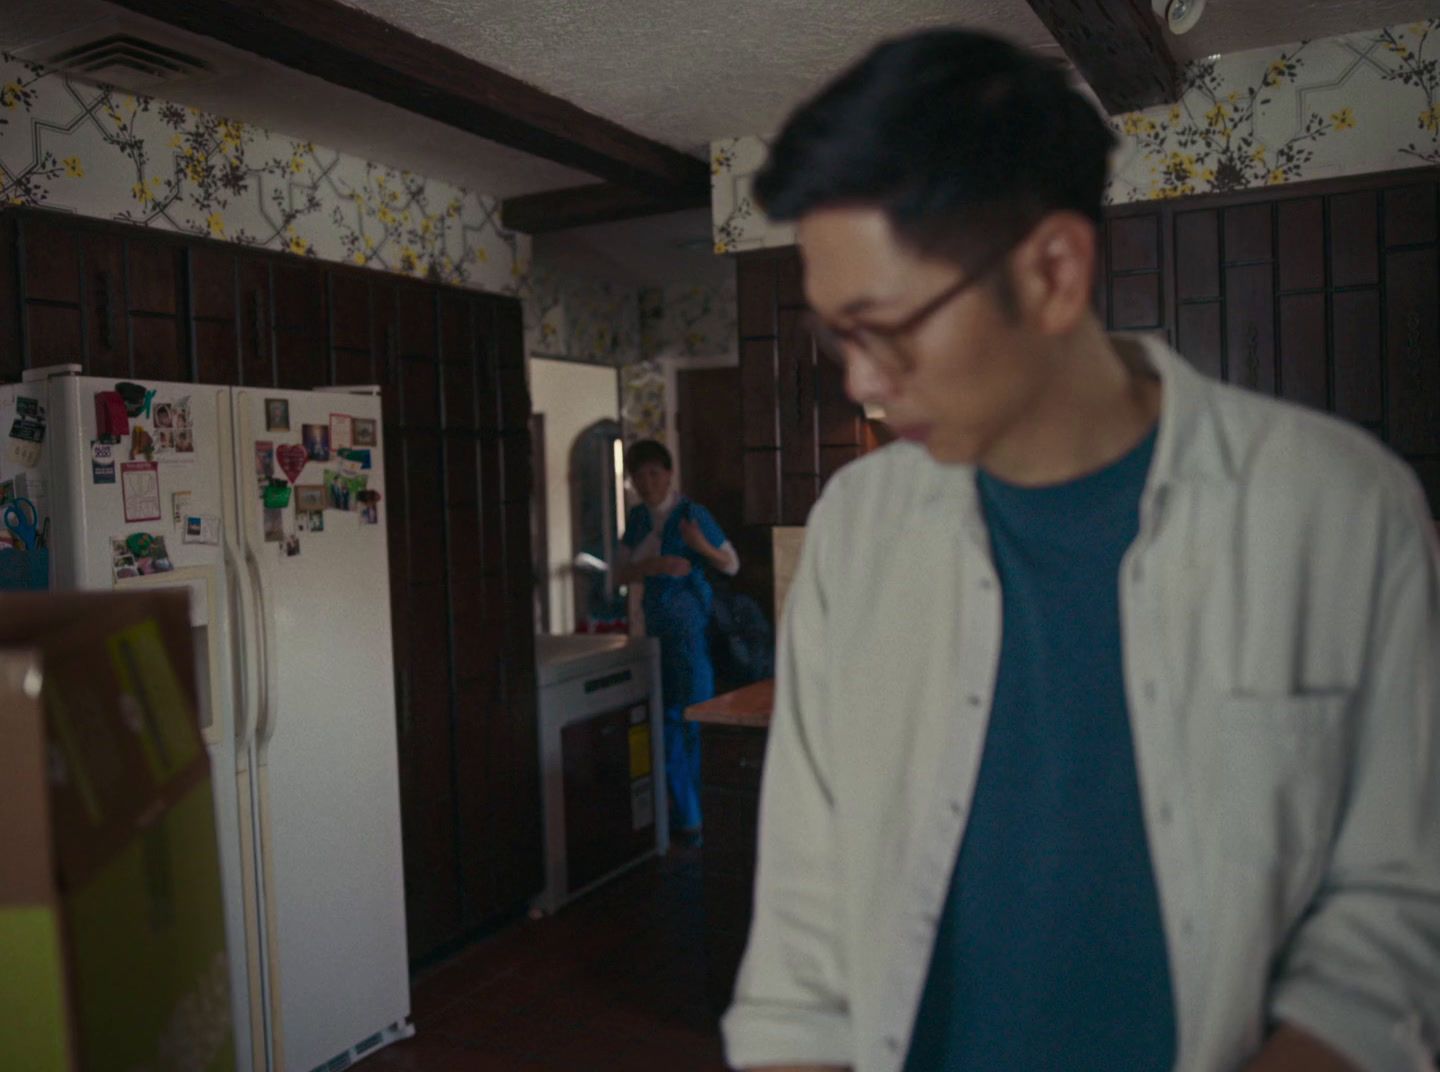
[
  {"x1": 980, "y1": 576, "x2": 994, "y2": 591},
  {"x1": 1142, "y1": 680, "x2": 1157, "y2": 703},
  {"x1": 966, "y1": 694, "x2": 983, "y2": 707},
  {"x1": 1132, "y1": 561, "x2": 1144, "y2": 583},
  {"x1": 1159, "y1": 801, "x2": 1174, "y2": 824},
  {"x1": 1181, "y1": 917, "x2": 1196, "y2": 938},
  {"x1": 885, "y1": 1036, "x2": 900, "y2": 1052},
  {"x1": 950, "y1": 799, "x2": 965, "y2": 816}
]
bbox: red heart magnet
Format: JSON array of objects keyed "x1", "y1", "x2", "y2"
[{"x1": 276, "y1": 443, "x2": 308, "y2": 485}]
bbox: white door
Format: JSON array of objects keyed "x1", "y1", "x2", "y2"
[
  {"x1": 230, "y1": 387, "x2": 410, "y2": 1071},
  {"x1": 36, "y1": 369, "x2": 263, "y2": 1071}
]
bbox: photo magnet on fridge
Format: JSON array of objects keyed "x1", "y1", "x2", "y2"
[
  {"x1": 294, "y1": 484, "x2": 326, "y2": 513},
  {"x1": 283, "y1": 533, "x2": 301, "y2": 557},
  {"x1": 352, "y1": 418, "x2": 378, "y2": 447},
  {"x1": 183, "y1": 515, "x2": 220, "y2": 545},
  {"x1": 329, "y1": 413, "x2": 354, "y2": 452},
  {"x1": 263, "y1": 508, "x2": 284, "y2": 543},
  {"x1": 302, "y1": 423, "x2": 331, "y2": 461},
  {"x1": 265, "y1": 398, "x2": 291, "y2": 431}
]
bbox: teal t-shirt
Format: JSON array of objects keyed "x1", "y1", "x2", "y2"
[{"x1": 904, "y1": 426, "x2": 1175, "y2": 1070}]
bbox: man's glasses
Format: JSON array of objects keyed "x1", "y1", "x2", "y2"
[{"x1": 802, "y1": 242, "x2": 1017, "y2": 377}]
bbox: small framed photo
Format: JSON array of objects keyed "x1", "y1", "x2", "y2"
[
  {"x1": 352, "y1": 417, "x2": 378, "y2": 447},
  {"x1": 265, "y1": 398, "x2": 290, "y2": 431},
  {"x1": 294, "y1": 484, "x2": 326, "y2": 513},
  {"x1": 330, "y1": 413, "x2": 354, "y2": 452},
  {"x1": 302, "y1": 423, "x2": 330, "y2": 461},
  {"x1": 302, "y1": 510, "x2": 325, "y2": 532}
]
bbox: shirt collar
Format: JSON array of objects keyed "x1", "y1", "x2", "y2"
[
  {"x1": 908, "y1": 332, "x2": 1239, "y2": 516},
  {"x1": 647, "y1": 487, "x2": 680, "y2": 527}
]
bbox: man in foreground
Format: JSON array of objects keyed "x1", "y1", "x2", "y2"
[{"x1": 722, "y1": 28, "x2": 1440, "y2": 1072}]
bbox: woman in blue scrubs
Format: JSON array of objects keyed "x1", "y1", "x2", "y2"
[{"x1": 613, "y1": 440, "x2": 739, "y2": 843}]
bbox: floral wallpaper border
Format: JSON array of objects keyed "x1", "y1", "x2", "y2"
[
  {"x1": 0, "y1": 52, "x2": 530, "y2": 296},
  {"x1": 712, "y1": 18, "x2": 1440, "y2": 252}
]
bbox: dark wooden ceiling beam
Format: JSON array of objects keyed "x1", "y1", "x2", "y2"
[
  {"x1": 501, "y1": 182, "x2": 711, "y2": 235},
  {"x1": 1023, "y1": 0, "x2": 1181, "y2": 114},
  {"x1": 105, "y1": 0, "x2": 710, "y2": 195}
]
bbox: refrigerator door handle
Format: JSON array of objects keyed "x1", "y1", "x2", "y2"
[
  {"x1": 222, "y1": 533, "x2": 258, "y2": 750},
  {"x1": 248, "y1": 548, "x2": 278, "y2": 745},
  {"x1": 234, "y1": 391, "x2": 278, "y2": 747}
]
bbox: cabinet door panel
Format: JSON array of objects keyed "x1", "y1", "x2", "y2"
[
  {"x1": 1386, "y1": 249, "x2": 1440, "y2": 454},
  {"x1": 189, "y1": 246, "x2": 236, "y2": 320},
  {"x1": 1177, "y1": 302, "x2": 1223, "y2": 381},
  {"x1": 81, "y1": 232, "x2": 128, "y2": 376},
  {"x1": 1278, "y1": 198, "x2": 1324, "y2": 292},
  {"x1": 131, "y1": 316, "x2": 188, "y2": 381},
  {"x1": 1174, "y1": 210, "x2": 1220, "y2": 301},
  {"x1": 1278, "y1": 293, "x2": 1327, "y2": 410},
  {"x1": 1224, "y1": 263, "x2": 1275, "y2": 393},
  {"x1": 127, "y1": 240, "x2": 183, "y2": 316},
  {"x1": 1331, "y1": 289, "x2": 1382, "y2": 425},
  {"x1": 1329, "y1": 191, "x2": 1379, "y2": 287},
  {"x1": 193, "y1": 320, "x2": 239, "y2": 385},
  {"x1": 21, "y1": 217, "x2": 80, "y2": 303},
  {"x1": 26, "y1": 304, "x2": 83, "y2": 366}
]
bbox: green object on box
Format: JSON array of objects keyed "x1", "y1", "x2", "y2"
[
  {"x1": 263, "y1": 480, "x2": 291, "y2": 509},
  {"x1": 0, "y1": 906, "x2": 69, "y2": 1071}
]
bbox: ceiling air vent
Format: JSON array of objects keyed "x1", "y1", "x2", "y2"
[{"x1": 10, "y1": 15, "x2": 226, "y2": 92}]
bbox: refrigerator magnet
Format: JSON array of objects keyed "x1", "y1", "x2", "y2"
[
  {"x1": 262, "y1": 480, "x2": 292, "y2": 510},
  {"x1": 358, "y1": 488, "x2": 381, "y2": 525},
  {"x1": 300, "y1": 510, "x2": 324, "y2": 532},
  {"x1": 263, "y1": 508, "x2": 284, "y2": 543},
  {"x1": 183, "y1": 515, "x2": 220, "y2": 545},
  {"x1": 329, "y1": 413, "x2": 353, "y2": 452},
  {"x1": 171, "y1": 490, "x2": 192, "y2": 526},
  {"x1": 353, "y1": 418, "x2": 377, "y2": 447},
  {"x1": 302, "y1": 423, "x2": 330, "y2": 461},
  {"x1": 265, "y1": 398, "x2": 291, "y2": 431},
  {"x1": 91, "y1": 440, "x2": 117, "y2": 484},
  {"x1": 283, "y1": 532, "x2": 301, "y2": 557},
  {"x1": 294, "y1": 484, "x2": 325, "y2": 513},
  {"x1": 276, "y1": 443, "x2": 308, "y2": 485},
  {"x1": 120, "y1": 461, "x2": 162, "y2": 522}
]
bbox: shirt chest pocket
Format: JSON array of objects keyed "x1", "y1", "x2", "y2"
[{"x1": 1215, "y1": 692, "x2": 1350, "y2": 868}]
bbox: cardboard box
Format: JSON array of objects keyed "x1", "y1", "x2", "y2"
[{"x1": 0, "y1": 591, "x2": 234, "y2": 1071}]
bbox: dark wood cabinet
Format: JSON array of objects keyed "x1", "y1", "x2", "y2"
[
  {"x1": 739, "y1": 168, "x2": 1440, "y2": 519},
  {"x1": 0, "y1": 206, "x2": 542, "y2": 967},
  {"x1": 699, "y1": 722, "x2": 767, "y2": 1012},
  {"x1": 737, "y1": 250, "x2": 873, "y2": 525}
]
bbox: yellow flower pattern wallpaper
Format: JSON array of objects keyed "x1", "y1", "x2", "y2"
[
  {"x1": 0, "y1": 52, "x2": 529, "y2": 296},
  {"x1": 711, "y1": 19, "x2": 1440, "y2": 251}
]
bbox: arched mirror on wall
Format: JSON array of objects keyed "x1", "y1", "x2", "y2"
[{"x1": 568, "y1": 418, "x2": 628, "y2": 631}]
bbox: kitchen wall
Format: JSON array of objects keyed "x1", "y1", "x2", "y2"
[
  {"x1": 0, "y1": 52, "x2": 530, "y2": 294},
  {"x1": 712, "y1": 17, "x2": 1440, "y2": 252}
]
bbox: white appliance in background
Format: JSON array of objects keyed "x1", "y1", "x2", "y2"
[
  {"x1": 534, "y1": 633, "x2": 667, "y2": 914},
  {"x1": 1, "y1": 366, "x2": 412, "y2": 1072}
]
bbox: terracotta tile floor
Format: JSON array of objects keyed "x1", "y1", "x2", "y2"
[{"x1": 364, "y1": 845, "x2": 730, "y2": 1071}]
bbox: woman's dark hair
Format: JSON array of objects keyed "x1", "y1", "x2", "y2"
[
  {"x1": 626, "y1": 439, "x2": 673, "y2": 472},
  {"x1": 754, "y1": 29, "x2": 1116, "y2": 272}
]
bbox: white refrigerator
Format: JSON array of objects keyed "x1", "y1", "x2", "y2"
[{"x1": 0, "y1": 366, "x2": 413, "y2": 1071}]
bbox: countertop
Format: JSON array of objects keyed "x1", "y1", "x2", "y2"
[{"x1": 684, "y1": 678, "x2": 774, "y2": 728}]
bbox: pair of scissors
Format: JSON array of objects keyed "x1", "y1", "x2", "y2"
[{"x1": 2, "y1": 497, "x2": 39, "y2": 551}]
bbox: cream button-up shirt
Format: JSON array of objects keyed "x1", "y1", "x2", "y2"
[{"x1": 722, "y1": 335, "x2": 1440, "y2": 1072}]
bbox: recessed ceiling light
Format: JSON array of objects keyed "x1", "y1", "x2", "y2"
[{"x1": 1153, "y1": 0, "x2": 1206, "y2": 34}]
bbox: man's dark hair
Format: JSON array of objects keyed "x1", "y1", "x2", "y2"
[
  {"x1": 626, "y1": 439, "x2": 673, "y2": 472},
  {"x1": 754, "y1": 29, "x2": 1116, "y2": 272}
]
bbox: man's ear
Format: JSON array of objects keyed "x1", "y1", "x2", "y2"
[{"x1": 1009, "y1": 212, "x2": 1098, "y2": 336}]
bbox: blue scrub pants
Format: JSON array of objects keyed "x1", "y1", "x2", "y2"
[{"x1": 648, "y1": 591, "x2": 714, "y2": 832}]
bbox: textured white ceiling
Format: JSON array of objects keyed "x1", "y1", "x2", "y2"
[{"x1": 334, "y1": 0, "x2": 1066, "y2": 153}]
